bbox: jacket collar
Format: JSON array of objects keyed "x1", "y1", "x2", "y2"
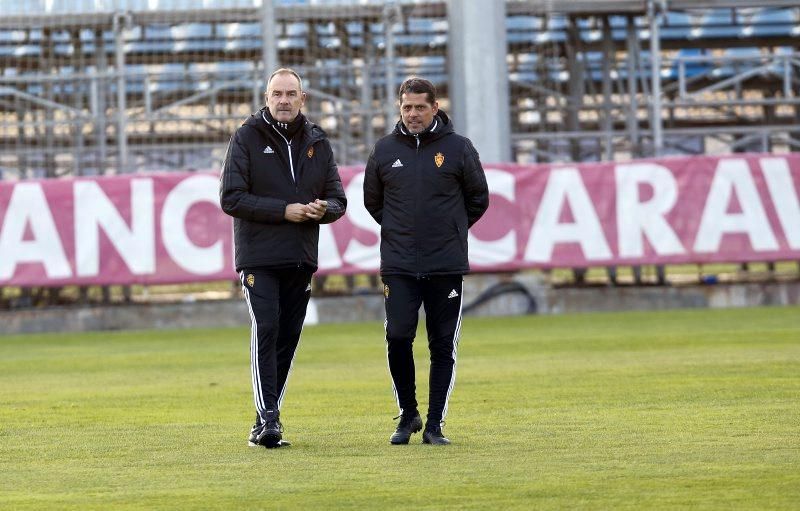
[
  {"x1": 244, "y1": 107, "x2": 327, "y2": 147},
  {"x1": 393, "y1": 109, "x2": 453, "y2": 142}
]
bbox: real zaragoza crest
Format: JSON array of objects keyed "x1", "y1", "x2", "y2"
[
  {"x1": 383, "y1": 284, "x2": 390, "y2": 298},
  {"x1": 246, "y1": 274, "x2": 255, "y2": 287},
  {"x1": 307, "y1": 146, "x2": 314, "y2": 158},
  {"x1": 434, "y1": 152, "x2": 444, "y2": 168}
]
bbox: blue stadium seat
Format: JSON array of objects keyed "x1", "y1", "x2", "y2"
[
  {"x1": 141, "y1": 63, "x2": 194, "y2": 93},
  {"x1": 220, "y1": 22, "x2": 261, "y2": 39},
  {"x1": 506, "y1": 16, "x2": 540, "y2": 31},
  {"x1": 0, "y1": 0, "x2": 37, "y2": 14},
  {"x1": 608, "y1": 15, "x2": 632, "y2": 41},
  {"x1": 544, "y1": 15, "x2": 568, "y2": 43},
  {"x1": 662, "y1": 11, "x2": 692, "y2": 41},
  {"x1": 345, "y1": 21, "x2": 363, "y2": 35},
  {"x1": 0, "y1": 31, "x2": 29, "y2": 56},
  {"x1": 0, "y1": 30, "x2": 28, "y2": 43},
  {"x1": 116, "y1": 0, "x2": 151, "y2": 10},
  {"x1": 698, "y1": 9, "x2": 746, "y2": 39},
  {"x1": 276, "y1": 22, "x2": 307, "y2": 50},
  {"x1": 506, "y1": 16, "x2": 541, "y2": 45},
  {"x1": 751, "y1": 8, "x2": 796, "y2": 37},
  {"x1": 219, "y1": 22, "x2": 261, "y2": 51},
  {"x1": 286, "y1": 22, "x2": 309, "y2": 37},
  {"x1": 508, "y1": 71, "x2": 539, "y2": 84},
  {"x1": 342, "y1": 22, "x2": 366, "y2": 48},
  {"x1": 713, "y1": 47, "x2": 763, "y2": 78},
  {"x1": 669, "y1": 48, "x2": 713, "y2": 80},
  {"x1": 10, "y1": 45, "x2": 41, "y2": 57},
  {"x1": 196, "y1": 61, "x2": 254, "y2": 76},
  {"x1": 171, "y1": 23, "x2": 213, "y2": 39}
]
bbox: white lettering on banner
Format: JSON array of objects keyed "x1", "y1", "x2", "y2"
[
  {"x1": 524, "y1": 168, "x2": 612, "y2": 262},
  {"x1": 0, "y1": 183, "x2": 72, "y2": 279},
  {"x1": 318, "y1": 224, "x2": 342, "y2": 270},
  {"x1": 694, "y1": 159, "x2": 778, "y2": 253},
  {"x1": 75, "y1": 179, "x2": 155, "y2": 276},
  {"x1": 161, "y1": 175, "x2": 223, "y2": 275},
  {"x1": 615, "y1": 163, "x2": 685, "y2": 257},
  {"x1": 469, "y1": 169, "x2": 516, "y2": 264},
  {"x1": 341, "y1": 172, "x2": 380, "y2": 270},
  {"x1": 760, "y1": 157, "x2": 800, "y2": 249},
  {"x1": 4, "y1": 154, "x2": 800, "y2": 286}
]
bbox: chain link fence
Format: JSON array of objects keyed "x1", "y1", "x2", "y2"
[
  {"x1": 1, "y1": 0, "x2": 799, "y2": 306},
  {"x1": 0, "y1": 0, "x2": 450, "y2": 179}
]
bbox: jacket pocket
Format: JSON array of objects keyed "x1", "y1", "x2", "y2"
[{"x1": 455, "y1": 221, "x2": 467, "y2": 257}]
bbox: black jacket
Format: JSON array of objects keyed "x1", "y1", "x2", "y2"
[
  {"x1": 220, "y1": 108, "x2": 347, "y2": 272},
  {"x1": 363, "y1": 111, "x2": 489, "y2": 277}
]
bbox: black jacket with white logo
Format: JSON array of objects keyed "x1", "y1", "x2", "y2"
[
  {"x1": 220, "y1": 108, "x2": 347, "y2": 272},
  {"x1": 363, "y1": 111, "x2": 489, "y2": 277}
]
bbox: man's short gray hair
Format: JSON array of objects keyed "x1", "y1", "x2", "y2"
[{"x1": 266, "y1": 68, "x2": 303, "y2": 91}]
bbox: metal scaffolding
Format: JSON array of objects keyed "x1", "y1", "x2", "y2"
[
  {"x1": 508, "y1": 0, "x2": 800, "y2": 162},
  {"x1": 0, "y1": 0, "x2": 798, "y2": 178}
]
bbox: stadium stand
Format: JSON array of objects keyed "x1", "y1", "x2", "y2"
[
  {"x1": 0, "y1": 0, "x2": 798, "y2": 178},
  {"x1": 0, "y1": 0, "x2": 798, "y2": 308},
  {"x1": 0, "y1": 0, "x2": 800, "y2": 178}
]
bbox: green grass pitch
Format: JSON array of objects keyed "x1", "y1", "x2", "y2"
[{"x1": 1, "y1": 306, "x2": 799, "y2": 510}]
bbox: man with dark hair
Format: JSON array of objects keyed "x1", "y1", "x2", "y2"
[
  {"x1": 220, "y1": 68, "x2": 347, "y2": 448},
  {"x1": 363, "y1": 77, "x2": 489, "y2": 445}
]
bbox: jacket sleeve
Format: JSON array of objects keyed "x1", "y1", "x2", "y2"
[
  {"x1": 219, "y1": 130, "x2": 288, "y2": 224},
  {"x1": 362, "y1": 148, "x2": 383, "y2": 225},
  {"x1": 318, "y1": 140, "x2": 347, "y2": 224},
  {"x1": 462, "y1": 138, "x2": 490, "y2": 228}
]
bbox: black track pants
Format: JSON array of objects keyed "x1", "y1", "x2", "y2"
[
  {"x1": 240, "y1": 267, "x2": 312, "y2": 423},
  {"x1": 383, "y1": 274, "x2": 464, "y2": 425}
]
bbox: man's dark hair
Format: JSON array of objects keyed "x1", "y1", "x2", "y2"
[{"x1": 398, "y1": 77, "x2": 437, "y2": 105}]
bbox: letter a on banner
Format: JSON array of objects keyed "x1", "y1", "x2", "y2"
[
  {"x1": 694, "y1": 159, "x2": 778, "y2": 253},
  {"x1": 0, "y1": 183, "x2": 72, "y2": 279},
  {"x1": 524, "y1": 168, "x2": 612, "y2": 263}
]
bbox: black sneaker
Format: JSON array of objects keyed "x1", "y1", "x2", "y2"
[
  {"x1": 258, "y1": 416, "x2": 283, "y2": 448},
  {"x1": 422, "y1": 423, "x2": 450, "y2": 445},
  {"x1": 248, "y1": 422, "x2": 291, "y2": 448},
  {"x1": 248, "y1": 411, "x2": 284, "y2": 448},
  {"x1": 248, "y1": 422, "x2": 264, "y2": 447},
  {"x1": 390, "y1": 411, "x2": 423, "y2": 445}
]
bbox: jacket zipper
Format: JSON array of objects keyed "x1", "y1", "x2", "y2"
[
  {"x1": 270, "y1": 125, "x2": 295, "y2": 185},
  {"x1": 414, "y1": 134, "x2": 422, "y2": 280},
  {"x1": 267, "y1": 119, "x2": 315, "y2": 269}
]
